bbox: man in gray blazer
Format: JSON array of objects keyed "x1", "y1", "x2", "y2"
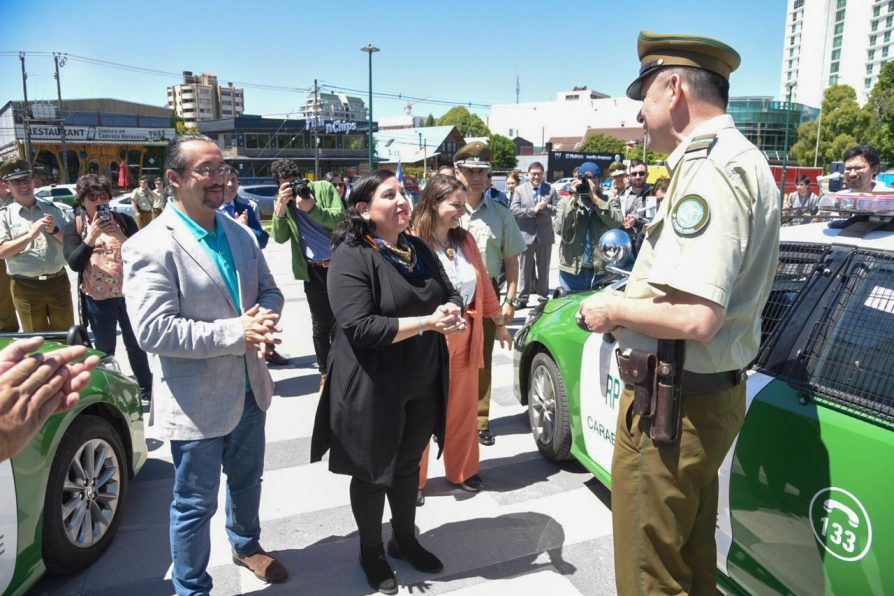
[
  {"x1": 123, "y1": 135, "x2": 286, "y2": 595},
  {"x1": 509, "y1": 161, "x2": 559, "y2": 307}
]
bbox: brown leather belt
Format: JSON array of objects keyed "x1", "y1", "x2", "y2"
[
  {"x1": 681, "y1": 369, "x2": 745, "y2": 395},
  {"x1": 11, "y1": 270, "x2": 67, "y2": 282},
  {"x1": 308, "y1": 259, "x2": 331, "y2": 268}
]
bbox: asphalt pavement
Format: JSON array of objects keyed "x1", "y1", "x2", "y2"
[{"x1": 33, "y1": 237, "x2": 616, "y2": 595}]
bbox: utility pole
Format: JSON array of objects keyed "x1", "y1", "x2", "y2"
[
  {"x1": 313, "y1": 78, "x2": 320, "y2": 180},
  {"x1": 19, "y1": 52, "x2": 32, "y2": 162},
  {"x1": 516, "y1": 76, "x2": 520, "y2": 104},
  {"x1": 54, "y1": 53, "x2": 68, "y2": 183}
]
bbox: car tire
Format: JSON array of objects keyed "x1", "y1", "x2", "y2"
[
  {"x1": 42, "y1": 415, "x2": 129, "y2": 575},
  {"x1": 528, "y1": 352, "x2": 573, "y2": 461}
]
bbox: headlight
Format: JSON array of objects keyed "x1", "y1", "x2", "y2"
[{"x1": 98, "y1": 355, "x2": 122, "y2": 374}]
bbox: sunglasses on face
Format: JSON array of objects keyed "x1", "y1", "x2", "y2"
[
  {"x1": 86, "y1": 191, "x2": 109, "y2": 201},
  {"x1": 630, "y1": 171, "x2": 647, "y2": 177}
]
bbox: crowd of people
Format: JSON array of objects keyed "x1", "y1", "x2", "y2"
[{"x1": 0, "y1": 27, "x2": 893, "y2": 596}]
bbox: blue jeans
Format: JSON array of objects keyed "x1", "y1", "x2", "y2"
[
  {"x1": 169, "y1": 391, "x2": 266, "y2": 596},
  {"x1": 84, "y1": 295, "x2": 152, "y2": 392},
  {"x1": 559, "y1": 269, "x2": 596, "y2": 292}
]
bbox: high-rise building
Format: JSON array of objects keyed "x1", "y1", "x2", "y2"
[
  {"x1": 167, "y1": 71, "x2": 244, "y2": 127},
  {"x1": 301, "y1": 92, "x2": 367, "y2": 123},
  {"x1": 781, "y1": 0, "x2": 892, "y2": 108}
]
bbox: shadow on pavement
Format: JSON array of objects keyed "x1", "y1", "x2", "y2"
[
  {"x1": 274, "y1": 373, "x2": 323, "y2": 398},
  {"x1": 257, "y1": 512, "x2": 574, "y2": 595}
]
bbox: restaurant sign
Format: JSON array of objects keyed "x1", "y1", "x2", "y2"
[{"x1": 15, "y1": 125, "x2": 174, "y2": 144}]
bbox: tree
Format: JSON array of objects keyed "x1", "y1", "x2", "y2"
[
  {"x1": 866, "y1": 61, "x2": 894, "y2": 165},
  {"x1": 173, "y1": 117, "x2": 198, "y2": 136},
  {"x1": 437, "y1": 106, "x2": 490, "y2": 137},
  {"x1": 488, "y1": 134, "x2": 518, "y2": 169},
  {"x1": 423, "y1": 113, "x2": 437, "y2": 127},
  {"x1": 578, "y1": 132, "x2": 625, "y2": 155},
  {"x1": 790, "y1": 84, "x2": 871, "y2": 169}
]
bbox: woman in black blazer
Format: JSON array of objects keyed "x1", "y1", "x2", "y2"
[{"x1": 311, "y1": 169, "x2": 465, "y2": 594}]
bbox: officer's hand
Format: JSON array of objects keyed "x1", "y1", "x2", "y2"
[
  {"x1": 622, "y1": 214, "x2": 637, "y2": 229},
  {"x1": 29, "y1": 219, "x2": 47, "y2": 237},
  {"x1": 43, "y1": 214, "x2": 56, "y2": 233},
  {"x1": 501, "y1": 301, "x2": 515, "y2": 322},
  {"x1": 578, "y1": 292, "x2": 620, "y2": 333}
]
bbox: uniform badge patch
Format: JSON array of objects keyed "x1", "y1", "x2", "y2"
[{"x1": 671, "y1": 195, "x2": 710, "y2": 236}]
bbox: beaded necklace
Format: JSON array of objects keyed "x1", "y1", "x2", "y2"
[{"x1": 364, "y1": 233, "x2": 423, "y2": 277}]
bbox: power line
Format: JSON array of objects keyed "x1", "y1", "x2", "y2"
[{"x1": 2, "y1": 51, "x2": 495, "y2": 110}]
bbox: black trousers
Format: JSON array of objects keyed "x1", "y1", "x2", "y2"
[
  {"x1": 350, "y1": 380, "x2": 439, "y2": 548},
  {"x1": 304, "y1": 263, "x2": 335, "y2": 374}
]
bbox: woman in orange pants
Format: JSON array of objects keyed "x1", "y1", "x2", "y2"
[{"x1": 411, "y1": 175, "x2": 512, "y2": 503}]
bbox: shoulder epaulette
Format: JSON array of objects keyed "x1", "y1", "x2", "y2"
[{"x1": 685, "y1": 133, "x2": 717, "y2": 155}]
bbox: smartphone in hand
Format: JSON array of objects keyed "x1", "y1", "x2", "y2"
[{"x1": 96, "y1": 203, "x2": 111, "y2": 222}]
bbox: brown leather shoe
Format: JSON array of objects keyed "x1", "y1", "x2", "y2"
[
  {"x1": 232, "y1": 548, "x2": 288, "y2": 583},
  {"x1": 265, "y1": 349, "x2": 290, "y2": 366}
]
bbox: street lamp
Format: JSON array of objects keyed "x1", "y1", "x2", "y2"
[
  {"x1": 361, "y1": 43, "x2": 380, "y2": 171},
  {"x1": 780, "y1": 82, "x2": 797, "y2": 206}
]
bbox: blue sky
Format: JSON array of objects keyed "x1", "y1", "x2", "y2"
[{"x1": 0, "y1": 0, "x2": 787, "y2": 121}]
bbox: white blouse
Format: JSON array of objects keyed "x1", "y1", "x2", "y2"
[{"x1": 436, "y1": 240, "x2": 478, "y2": 308}]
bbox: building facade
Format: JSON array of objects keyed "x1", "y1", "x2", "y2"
[
  {"x1": 198, "y1": 114, "x2": 375, "y2": 178},
  {"x1": 782, "y1": 0, "x2": 891, "y2": 107},
  {"x1": 488, "y1": 87, "x2": 643, "y2": 151},
  {"x1": 167, "y1": 71, "x2": 244, "y2": 127},
  {"x1": 301, "y1": 92, "x2": 367, "y2": 122},
  {"x1": 728, "y1": 97, "x2": 820, "y2": 163},
  {"x1": 0, "y1": 99, "x2": 175, "y2": 186}
]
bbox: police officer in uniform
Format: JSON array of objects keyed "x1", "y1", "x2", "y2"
[
  {"x1": 0, "y1": 159, "x2": 75, "y2": 333},
  {"x1": 578, "y1": 31, "x2": 780, "y2": 594},
  {"x1": 454, "y1": 142, "x2": 526, "y2": 448},
  {"x1": 0, "y1": 165, "x2": 20, "y2": 331}
]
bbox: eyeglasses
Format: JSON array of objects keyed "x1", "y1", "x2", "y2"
[
  {"x1": 630, "y1": 171, "x2": 647, "y2": 177},
  {"x1": 85, "y1": 190, "x2": 109, "y2": 201},
  {"x1": 181, "y1": 164, "x2": 233, "y2": 178}
]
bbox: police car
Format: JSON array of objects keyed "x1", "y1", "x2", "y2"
[
  {"x1": 0, "y1": 329, "x2": 147, "y2": 596},
  {"x1": 513, "y1": 193, "x2": 893, "y2": 594}
]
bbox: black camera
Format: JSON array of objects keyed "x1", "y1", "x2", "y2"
[
  {"x1": 290, "y1": 179, "x2": 314, "y2": 201},
  {"x1": 577, "y1": 175, "x2": 596, "y2": 197}
]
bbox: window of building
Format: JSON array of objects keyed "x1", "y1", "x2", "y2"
[
  {"x1": 836, "y1": 8, "x2": 845, "y2": 21},
  {"x1": 829, "y1": 74, "x2": 839, "y2": 85},
  {"x1": 873, "y1": 20, "x2": 879, "y2": 32},
  {"x1": 244, "y1": 133, "x2": 270, "y2": 149},
  {"x1": 886, "y1": 30, "x2": 892, "y2": 42},
  {"x1": 867, "y1": 77, "x2": 874, "y2": 88},
  {"x1": 833, "y1": 49, "x2": 842, "y2": 60},
  {"x1": 832, "y1": 62, "x2": 841, "y2": 73},
  {"x1": 791, "y1": 35, "x2": 796, "y2": 45},
  {"x1": 867, "y1": 63, "x2": 874, "y2": 74},
  {"x1": 835, "y1": 22, "x2": 844, "y2": 35},
  {"x1": 834, "y1": 35, "x2": 843, "y2": 48},
  {"x1": 890, "y1": 0, "x2": 894, "y2": 12},
  {"x1": 789, "y1": 59, "x2": 793, "y2": 69},
  {"x1": 320, "y1": 135, "x2": 336, "y2": 149},
  {"x1": 869, "y1": 49, "x2": 876, "y2": 60},
  {"x1": 875, "y1": 4, "x2": 882, "y2": 17},
  {"x1": 888, "y1": 15, "x2": 893, "y2": 27},
  {"x1": 884, "y1": 45, "x2": 890, "y2": 58},
  {"x1": 836, "y1": 0, "x2": 845, "y2": 7},
  {"x1": 872, "y1": 35, "x2": 878, "y2": 45},
  {"x1": 791, "y1": 23, "x2": 796, "y2": 33}
]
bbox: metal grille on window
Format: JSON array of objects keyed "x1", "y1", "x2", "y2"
[
  {"x1": 792, "y1": 250, "x2": 894, "y2": 422},
  {"x1": 759, "y1": 243, "x2": 830, "y2": 355}
]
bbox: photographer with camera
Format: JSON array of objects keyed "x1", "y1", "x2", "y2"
[
  {"x1": 555, "y1": 162, "x2": 623, "y2": 292},
  {"x1": 271, "y1": 159, "x2": 346, "y2": 381}
]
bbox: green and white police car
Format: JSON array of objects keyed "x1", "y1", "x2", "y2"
[
  {"x1": 514, "y1": 194, "x2": 893, "y2": 595},
  {"x1": 0, "y1": 330, "x2": 147, "y2": 596}
]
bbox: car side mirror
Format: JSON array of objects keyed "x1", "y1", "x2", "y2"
[{"x1": 597, "y1": 229, "x2": 633, "y2": 275}]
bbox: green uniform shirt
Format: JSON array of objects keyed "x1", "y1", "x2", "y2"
[
  {"x1": 0, "y1": 199, "x2": 67, "y2": 277},
  {"x1": 461, "y1": 193, "x2": 527, "y2": 280},
  {"x1": 617, "y1": 114, "x2": 780, "y2": 373}
]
